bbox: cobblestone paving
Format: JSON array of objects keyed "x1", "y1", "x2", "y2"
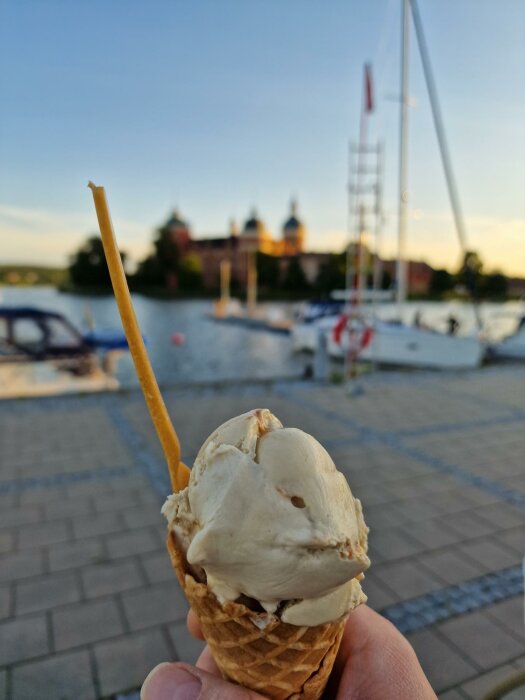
[{"x1": 0, "y1": 367, "x2": 524, "y2": 699}]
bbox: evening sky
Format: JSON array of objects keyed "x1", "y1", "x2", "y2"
[{"x1": 0, "y1": 0, "x2": 523, "y2": 275}]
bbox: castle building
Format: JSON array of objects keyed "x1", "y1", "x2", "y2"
[
  {"x1": 281, "y1": 199, "x2": 306, "y2": 256},
  {"x1": 159, "y1": 201, "x2": 309, "y2": 290}
]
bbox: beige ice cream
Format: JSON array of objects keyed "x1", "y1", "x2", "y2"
[{"x1": 162, "y1": 409, "x2": 370, "y2": 627}]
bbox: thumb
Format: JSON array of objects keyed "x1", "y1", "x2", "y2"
[{"x1": 141, "y1": 661, "x2": 267, "y2": 700}]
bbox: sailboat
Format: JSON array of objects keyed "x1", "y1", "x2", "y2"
[{"x1": 300, "y1": 0, "x2": 484, "y2": 370}]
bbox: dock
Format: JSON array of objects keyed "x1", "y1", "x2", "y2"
[{"x1": 0, "y1": 366, "x2": 524, "y2": 699}]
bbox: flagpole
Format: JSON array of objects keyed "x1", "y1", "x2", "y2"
[{"x1": 396, "y1": 0, "x2": 410, "y2": 308}]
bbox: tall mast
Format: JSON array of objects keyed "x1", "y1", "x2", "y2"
[
  {"x1": 409, "y1": 0, "x2": 482, "y2": 330},
  {"x1": 396, "y1": 0, "x2": 410, "y2": 306}
]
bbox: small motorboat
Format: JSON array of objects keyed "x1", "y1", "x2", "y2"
[{"x1": 0, "y1": 307, "x2": 128, "y2": 398}]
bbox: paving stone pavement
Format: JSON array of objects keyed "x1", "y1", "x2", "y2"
[{"x1": 0, "y1": 367, "x2": 524, "y2": 699}]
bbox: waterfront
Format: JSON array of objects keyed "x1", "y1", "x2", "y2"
[
  {"x1": 0, "y1": 367, "x2": 524, "y2": 699},
  {"x1": 1, "y1": 287, "x2": 524, "y2": 392}
]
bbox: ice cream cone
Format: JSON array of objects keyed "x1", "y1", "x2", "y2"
[{"x1": 167, "y1": 531, "x2": 347, "y2": 700}]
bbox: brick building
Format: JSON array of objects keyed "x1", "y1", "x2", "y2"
[{"x1": 160, "y1": 201, "x2": 324, "y2": 290}]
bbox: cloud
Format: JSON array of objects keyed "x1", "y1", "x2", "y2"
[{"x1": 0, "y1": 203, "x2": 151, "y2": 266}]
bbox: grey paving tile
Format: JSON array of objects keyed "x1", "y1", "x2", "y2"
[
  {"x1": 82, "y1": 559, "x2": 145, "y2": 598},
  {"x1": 361, "y1": 575, "x2": 398, "y2": 610},
  {"x1": 439, "y1": 612, "x2": 525, "y2": 670},
  {"x1": 17, "y1": 519, "x2": 71, "y2": 550},
  {"x1": 365, "y1": 503, "x2": 413, "y2": 530},
  {"x1": 0, "y1": 506, "x2": 42, "y2": 529},
  {"x1": 473, "y1": 503, "x2": 525, "y2": 530},
  {"x1": 368, "y1": 527, "x2": 424, "y2": 562},
  {"x1": 0, "y1": 669, "x2": 5, "y2": 700},
  {"x1": 168, "y1": 620, "x2": 206, "y2": 664},
  {"x1": 121, "y1": 581, "x2": 188, "y2": 631},
  {"x1": 19, "y1": 487, "x2": 65, "y2": 506},
  {"x1": 11, "y1": 649, "x2": 95, "y2": 700},
  {"x1": 497, "y1": 527, "x2": 525, "y2": 556},
  {"x1": 48, "y1": 537, "x2": 108, "y2": 572},
  {"x1": 0, "y1": 584, "x2": 11, "y2": 620},
  {"x1": 0, "y1": 550, "x2": 45, "y2": 583},
  {"x1": 43, "y1": 496, "x2": 93, "y2": 521},
  {"x1": 392, "y1": 497, "x2": 445, "y2": 523},
  {"x1": 438, "y1": 689, "x2": 468, "y2": 700},
  {"x1": 0, "y1": 614, "x2": 49, "y2": 665},
  {"x1": 419, "y1": 549, "x2": 483, "y2": 586},
  {"x1": 16, "y1": 572, "x2": 81, "y2": 614},
  {"x1": 407, "y1": 628, "x2": 478, "y2": 692},
  {"x1": 424, "y1": 492, "x2": 480, "y2": 518},
  {"x1": 460, "y1": 663, "x2": 522, "y2": 700},
  {"x1": 485, "y1": 597, "x2": 525, "y2": 643},
  {"x1": 511, "y1": 655, "x2": 525, "y2": 670},
  {"x1": 373, "y1": 559, "x2": 443, "y2": 601},
  {"x1": 442, "y1": 510, "x2": 498, "y2": 539},
  {"x1": 409, "y1": 518, "x2": 465, "y2": 550},
  {"x1": 121, "y1": 507, "x2": 163, "y2": 530},
  {"x1": 106, "y1": 528, "x2": 161, "y2": 559},
  {"x1": 0, "y1": 531, "x2": 14, "y2": 555},
  {"x1": 72, "y1": 511, "x2": 124, "y2": 539},
  {"x1": 93, "y1": 488, "x2": 141, "y2": 513},
  {"x1": 94, "y1": 629, "x2": 172, "y2": 698},
  {"x1": 53, "y1": 598, "x2": 125, "y2": 651},
  {"x1": 140, "y1": 550, "x2": 176, "y2": 584},
  {"x1": 456, "y1": 538, "x2": 522, "y2": 573}
]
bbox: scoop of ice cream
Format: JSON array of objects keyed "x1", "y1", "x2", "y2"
[{"x1": 162, "y1": 409, "x2": 369, "y2": 626}]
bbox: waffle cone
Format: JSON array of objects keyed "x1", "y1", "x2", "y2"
[{"x1": 167, "y1": 531, "x2": 347, "y2": 700}]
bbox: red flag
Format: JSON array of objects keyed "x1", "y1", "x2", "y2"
[{"x1": 364, "y1": 63, "x2": 374, "y2": 113}]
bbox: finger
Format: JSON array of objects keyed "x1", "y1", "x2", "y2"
[
  {"x1": 331, "y1": 606, "x2": 436, "y2": 700},
  {"x1": 187, "y1": 608, "x2": 205, "y2": 640},
  {"x1": 141, "y1": 661, "x2": 267, "y2": 699},
  {"x1": 196, "y1": 644, "x2": 220, "y2": 675}
]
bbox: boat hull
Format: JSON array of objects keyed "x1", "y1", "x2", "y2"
[{"x1": 327, "y1": 322, "x2": 484, "y2": 370}]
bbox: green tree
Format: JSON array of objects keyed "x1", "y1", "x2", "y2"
[
  {"x1": 314, "y1": 253, "x2": 346, "y2": 294},
  {"x1": 381, "y1": 269, "x2": 392, "y2": 290},
  {"x1": 481, "y1": 273, "x2": 508, "y2": 299},
  {"x1": 69, "y1": 236, "x2": 126, "y2": 288},
  {"x1": 256, "y1": 252, "x2": 280, "y2": 290},
  {"x1": 282, "y1": 257, "x2": 309, "y2": 292},
  {"x1": 154, "y1": 226, "x2": 180, "y2": 284},
  {"x1": 134, "y1": 254, "x2": 164, "y2": 287},
  {"x1": 430, "y1": 268, "x2": 454, "y2": 297},
  {"x1": 178, "y1": 254, "x2": 203, "y2": 291},
  {"x1": 134, "y1": 224, "x2": 181, "y2": 289},
  {"x1": 458, "y1": 250, "x2": 483, "y2": 294}
]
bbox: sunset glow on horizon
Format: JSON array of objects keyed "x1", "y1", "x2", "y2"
[{"x1": 1, "y1": 0, "x2": 523, "y2": 277}]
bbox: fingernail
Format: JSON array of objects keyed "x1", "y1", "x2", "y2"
[
  {"x1": 141, "y1": 664, "x2": 201, "y2": 700},
  {"x1": 170, "y1": 667, "x2": 202, "y2": 699}
]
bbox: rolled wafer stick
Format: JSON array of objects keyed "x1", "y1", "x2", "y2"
[{"x1": 88, "y1": 181, "x2": 190, "y2": 492}]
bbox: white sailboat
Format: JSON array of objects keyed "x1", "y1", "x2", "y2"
[
  {"x1": 294, "y1": 0, "x2": 484, "y2": 370},
  {"x1": 489, "y1": 315, "x2": 525, "y2": 360}
]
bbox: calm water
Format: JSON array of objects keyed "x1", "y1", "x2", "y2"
[{"x1": 2, "y1": 286, "x2": 523, "y2": 388}]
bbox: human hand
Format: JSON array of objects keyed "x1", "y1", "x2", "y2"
[{"x1": 141, "y1": 604, "x2": 436, "y2": 699}]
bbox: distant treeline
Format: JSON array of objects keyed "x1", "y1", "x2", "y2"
[
  {"x1": 0, "y1": 265, "x2": 67, "y2": 287},
  {"x1": 6, "y1": 233, "x2": 517, "y2": 301}
]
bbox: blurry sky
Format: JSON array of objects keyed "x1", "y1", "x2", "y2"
[{"x1": 1, "y1": 0, "x2": 524, "y2": 275}]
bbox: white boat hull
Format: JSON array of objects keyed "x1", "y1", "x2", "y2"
[
  {"x1": 291, "y1": 318, "x2": 338, "y2": 353},
  {"x1": 327, "y1": 321, "x2": 484, "y2": 370},
  {"x1": 490, "y1": 328, "x2": 525, "y2": 360},
  {"x1": 0, "y1": 361, "x2": 119, "y2": 399}
]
